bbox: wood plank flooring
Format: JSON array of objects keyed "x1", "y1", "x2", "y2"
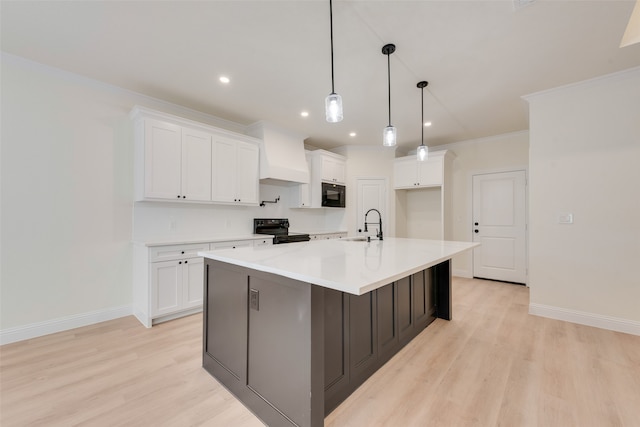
[{"x1": 1, "y1": 277, "x2": 639, "y2": 426}]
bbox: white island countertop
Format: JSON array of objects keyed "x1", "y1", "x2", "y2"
[{"x1": 199, "y1": 237, "x2": 479, "y2": 295}]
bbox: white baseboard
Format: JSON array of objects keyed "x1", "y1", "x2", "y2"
[
  {"x1": 529, "y1": 303, "x2": 640, "y2": 336},
  {"x1": 0, "y1": 305, "x2": 133, "y2": 345}
]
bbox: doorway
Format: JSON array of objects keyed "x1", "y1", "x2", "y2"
[{"x1": 472, "y1": 170, "x2": 527, "y2": 284}]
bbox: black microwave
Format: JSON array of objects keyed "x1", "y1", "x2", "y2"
[{"x1": 321, "y1": 182, "x2": 346, "y2": 208}]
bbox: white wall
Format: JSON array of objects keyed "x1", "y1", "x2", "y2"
[
  {"x1": 526, "y1": 67, "x2": 640, "y2": 330},
  {"x1": 0, "y1": 54, "x2": 345, "y2": 341},
  {"x1": 1, "y1": 55, "x2": 135, "y2": 331}
]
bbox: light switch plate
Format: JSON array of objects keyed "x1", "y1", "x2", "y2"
[{"x1": 558, "y1": 213, "x2": 573, "y2": 224}]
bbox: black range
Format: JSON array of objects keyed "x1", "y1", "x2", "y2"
[{"x1": 254, "y1": 218, "x2": 311, "y2": 244}]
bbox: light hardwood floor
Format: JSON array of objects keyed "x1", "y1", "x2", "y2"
[{"x1": 1, "y1": 278, "x2": 639, "y2": 426}]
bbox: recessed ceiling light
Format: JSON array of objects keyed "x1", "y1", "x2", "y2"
[
  {"x1": 301, "y1": 111, "x2": 309, "y2": 117},
  {"x1": 349, "y1": 132, "x2": 356, "y2": 137},
  {"x1": 424, "y1": 121, "x2": 432, "y2": 127},
  {"x1": 219, "y1": 76, "x2": 230, "y2": 84}
]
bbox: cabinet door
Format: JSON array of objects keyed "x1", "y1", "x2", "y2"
[
  {"x1": 151, "y1": 260, "x2": 181, "y2": 316},
  {"x1": 330, "y1": 158, "x2": 346, "y2": 184},
  {"x1": 377, "y1": 283, "x2": 398, "y2": 360},
  {"x1": 321, "y1": 157, "x2": 346, "y2": 184},
  {"x1": 349, "y1": 292, "x2": 377, "y2": 379},
  {"x1": 414, "y1": 269, "x2": 436, "y2": 329},
  {"x1": 182, "y1": 257, "x2": 204, "y2": 309},
  {"x1": 417, "y1": 156, "x2": 443, "y2": 187},
  {"x1": 144, "y1": 119, "x2": 182, "y2": 199},
  {"x1": 181, "y1": 128, "x2": 212, "y2": 201},
  {"x1": 211, "y1": 137, "x2": 237, "y2": 203},
  {"x1": 235, "y1": 141, "x2": 259, "y2": 205},
  {"x1": 393, "y1": 158, "x2": 418, "y2": 189},
  {"x1": 397, "y1": 275, "x2": 414, "y2": 342},
  {"x1": 210, "y1": 240, "x2": 253, "y2": 250}
]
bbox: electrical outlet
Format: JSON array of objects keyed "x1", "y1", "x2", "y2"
[
  {"x1": 558, "y1": 213, "x2": 573, "y2": 224},
  {"x1": 250, "y1": 289, "x2": 259, "y2": 311}
]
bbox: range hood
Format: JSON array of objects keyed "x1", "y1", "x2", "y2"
[{"x1": 246, "y1": 121, "x2": 310, "y2": 184}]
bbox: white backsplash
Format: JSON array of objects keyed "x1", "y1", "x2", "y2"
[{"x1": 132, "y1": 183, "x2": 347, "y2": 241}]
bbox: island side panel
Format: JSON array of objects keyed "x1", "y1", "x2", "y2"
[
  {"x1": 202, "y1": 259, "x2": 325, "y2": 427},
  {"x1": 247, "y1": 275, "x2": 325, "y2": 427},
  {"x1": 434, "y1": 259, "x2": 452, "y2": 320},
  {"x1": 203, "y1": 261, "x2": 247, "y2": 382}
]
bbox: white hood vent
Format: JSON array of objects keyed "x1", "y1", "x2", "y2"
[{"x1": 246, "y1": 121, "x2": 310, "y2": 184}]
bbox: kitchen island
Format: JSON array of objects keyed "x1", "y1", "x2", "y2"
[{"x1": 199, "y1": 237, "x2": 477, "y2": 427}]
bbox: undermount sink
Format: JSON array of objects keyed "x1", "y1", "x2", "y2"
[{"x1": 342, "y1": 236, "x2": 369, "y2": 242}]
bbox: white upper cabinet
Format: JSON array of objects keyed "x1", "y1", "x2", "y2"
[
  {"x1": 393, "y1": 150, "x2": 449, "y2": 189},
  {"x1": 143, "y1": 119, "x2": 182, "y2": 200},
  {"x1": 211, "y1": 137, "x2": 237, "y2": 203},
  {"x1": 212, "y1": 136, "x2": 259, "y2": 205},
  {"x1": 132, "y1": 106, "x2": 260, "y2": 205},
  {"x1": 320, "y1": 155, "x2": 346, "y2": 184},
  {"x1": 315, "y1": 152, "x2": 346, "y2": 184},
  {"x1": 235, "y1": 141, "x2": 260, "y2": 205},
  {"x1": 290, "y1": 152, "x2": 312, "y2": 208},
  {"x1": 181, "y1": 128, "x2": 212, "y2": 201}
]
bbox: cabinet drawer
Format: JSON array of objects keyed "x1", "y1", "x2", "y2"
[
  {"x1": 210, "y1": 240, "x2": 253, "y2": 250},
  {"x1": 150, "y1": 243, "x2": 209, "y2": 262},
  {"x1": 253, "y1": 238, "x2": 273, "y2": 246}
]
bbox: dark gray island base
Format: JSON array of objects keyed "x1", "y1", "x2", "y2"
[{"x1": 202, "y1": 258, "x2": 452, "y2": 427}]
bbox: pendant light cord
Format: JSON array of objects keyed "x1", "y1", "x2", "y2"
[
  {"x1": 421, "y1": 86, "x2": 424, "y2": 145},
  {"x1": 387, "y1": 52, "x2": 391, "y2": 126},
  {"x1": 329, "y1": 0, "x2": 335, "y2": 94}
]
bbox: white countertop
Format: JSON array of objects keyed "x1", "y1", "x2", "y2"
[
  {"x1": 291, "y1": 230, "x2": 348, "y2": 236},
  {"x1": 199, "y1": 237, "x2": 479, "y2": 295},
  {"x1": 134, "y1": 234, "x2": 273, "y2": 247}
]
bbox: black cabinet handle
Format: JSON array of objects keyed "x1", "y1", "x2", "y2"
[
  {"x1": 474, "y1": 230, "x2": 479, "y2": 233},
  {"x1": 184, "y1": 260, "x2": 188, "y2": 264},
  {"x1": 182, "y1": 196, "x2": 186, "y2": 199},
  {"x1": 176, "y1": 195, "x2": 180, "y2": 198},
  {"x1": 474, "y1": 222, "x2": 479, "y2": 226},
  {"x1": 179, "y1": 261, "x2": 182, "y2": 264}
]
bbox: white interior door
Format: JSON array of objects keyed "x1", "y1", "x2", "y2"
[
  {"x1": 472, "y1": 170, "x2": 527, "y2": 284},
  {"x1": 356, "y1": 178, "x2": 387, "y2": 238}
]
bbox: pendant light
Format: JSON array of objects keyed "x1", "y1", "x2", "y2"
[
  {"x1": 325, "y1": 0, "x2": 343, "y2": 123},
  {"x1": 382, "y1": 44, "x2": 396, "y2": 147},
  {"x1": 416, "y1": 81, "x2": 429, "y2": 161}
]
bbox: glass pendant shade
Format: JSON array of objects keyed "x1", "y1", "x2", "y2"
[
  {"x1": 325, "y1": 93, "x2": 343, "y2": 123},
  {"x1": 417, "y1": 144, "x2": 429, "y2": 161},
  {"x1": 383, "y1": 125, "x2": 397, "y2": 147}
]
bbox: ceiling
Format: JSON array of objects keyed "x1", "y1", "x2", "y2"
[{"x1": 2, "y1": 0, "x2": 640, "y2": 153}]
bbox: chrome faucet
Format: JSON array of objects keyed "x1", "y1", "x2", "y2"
[{"x1": 364, "y1": 208, "x2": 383, "y2": 240}]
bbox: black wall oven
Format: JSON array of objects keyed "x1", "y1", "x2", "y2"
[{"x1": 321, "y1": 182, "x2": 346, "y2": 208}]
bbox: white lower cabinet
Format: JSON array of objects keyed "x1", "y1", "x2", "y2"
[
  {"x1": 151, "y1": 256, "x2": 204, "y2": 317},
  {"x1": 210, "y1": 240, "x2": 254, "y2": 250},
  {"x1": 134, "y1": 238, "x2": 270, "y2": 327}
]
